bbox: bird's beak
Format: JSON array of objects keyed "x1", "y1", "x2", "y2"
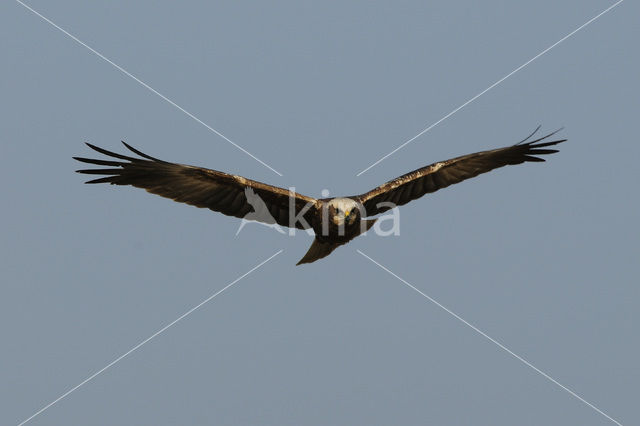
[{"x1": 345, "y1": 210, "x2": 350, "y2": 218}]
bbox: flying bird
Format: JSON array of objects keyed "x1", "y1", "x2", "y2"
[{"x1": 74, "y1": 128, "x2": 565, "y2": 265}]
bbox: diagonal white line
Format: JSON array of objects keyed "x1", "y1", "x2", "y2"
[
  {"x1": 357, "y1": 250, "x2": 623, "y2": 426},
  {"x1": 17, "y1": 249, "x2": 283, "y2": 426},
  {"x1": 16, "y1": 0, "x2": 283, "y2": 177},
  {"x1": 356, "y1": 0, "x2": 624, "y2": 176}
]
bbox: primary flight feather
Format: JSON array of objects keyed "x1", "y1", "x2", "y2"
[{"x1": 74, "y1": 128, "x2": 565, "y2": 264}]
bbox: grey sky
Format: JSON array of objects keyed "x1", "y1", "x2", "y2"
[{"x1": 1, "y1": 1, "x2": 638, "y2": 425}]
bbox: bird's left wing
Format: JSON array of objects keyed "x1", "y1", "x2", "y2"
[
  {"x1": 74, "y1": 142, "x2": 317, "y2": 229},
  {"x1": 353, "y1": 129, "x2": 566, "y2": 216}
]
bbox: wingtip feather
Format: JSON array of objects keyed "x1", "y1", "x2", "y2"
[
  {"x1": 84, "y1": 176, "x2": 115, "y2": 184},
  {"x1": 121, "y1": 141, "x2": 164, "y2": 162}
]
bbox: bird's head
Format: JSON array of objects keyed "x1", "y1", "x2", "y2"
[{"x1": 328, "y1": 198, "x2": 360, "y2": 226}]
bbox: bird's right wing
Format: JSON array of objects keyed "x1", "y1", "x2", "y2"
[{"x1": 74, "y1": 143, "x2": 318, "y2": 229}]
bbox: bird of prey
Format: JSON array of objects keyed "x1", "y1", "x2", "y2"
[{"x1": 74, "y1": 128, "x2": 565, "y2": 265}]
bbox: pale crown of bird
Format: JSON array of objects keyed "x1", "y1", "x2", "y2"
[{"x1": 327, "y1": 198, "x2": 359, "y2": 225}]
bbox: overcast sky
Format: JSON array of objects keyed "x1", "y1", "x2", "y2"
[{"x1": 2, "y1": 1, "x2": 638, "y2": 425}]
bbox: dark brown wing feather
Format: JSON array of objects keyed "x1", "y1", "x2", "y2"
[
  {"x1": 354, "y1": 128, "x2": 566, "y2": 216},
  {"x1": 74, "y1": 142, "x2": 317, "y2": 229}
]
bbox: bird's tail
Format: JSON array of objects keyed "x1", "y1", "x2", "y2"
[{"x1": 296, "y1": 219, "x2": 377, "y2": 265}]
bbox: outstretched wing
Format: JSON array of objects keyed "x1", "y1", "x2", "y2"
[
  {"x1": 74, "y1": 143, "x2": 317, "y2": 229},
  {"x1": 354, "y1": 128, "x2": 566, "y2": 216}
]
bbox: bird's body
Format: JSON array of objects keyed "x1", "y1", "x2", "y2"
[{"x1": 74, "y1": 128, "x2": 565, "y2": 264}]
